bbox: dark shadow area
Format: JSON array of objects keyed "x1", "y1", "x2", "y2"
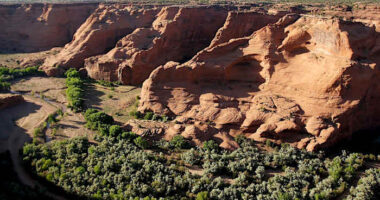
[
  {"x1": 83, "y1": 83, "x2": 105, "y2": 110},
  {"x1": 0, "y1": 151, "x2": 51, "y2": 200},
  {"x1": 0, "y1": 101, "x2": 41, "y2": 139},
  {"x1": 329, "y1": 127, "x2": 380, "y2": 155}
]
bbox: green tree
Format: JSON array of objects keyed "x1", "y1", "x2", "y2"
[
  {"x1": 196, "y1": 191, "x2": 209, "y2": 200},
  {"x1": 203, "y1": 140, "x2": 219, "y2": 151},
  {"x1": 134, "y1": 137, "x2": 148, "y2": 149},
  {"x1": 170, "y1": 135, "x2": 188, "y2": 149}
]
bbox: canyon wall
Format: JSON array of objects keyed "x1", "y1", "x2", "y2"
[
  {"x1": 139, "y1": 14, "x2": 380, "y2": 151},
  {"x1": 0, "y1": 3, "x2": 98, "y2": 53},
  {"x1": 42, "y1": 4, "x2": 161, "y2": 76}
]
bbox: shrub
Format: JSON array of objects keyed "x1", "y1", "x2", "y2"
[
  {"x1": 134, "y1": 136, "x2": 148, "y2": 149},
  {"x1": 33, "y1": 128, "x2": 43, "y2": 138},
  {"x1": 57, "y1": 109, "x2": 64, "y2": 116},
  {"x1": 234, "y1": 134, "x2": 247, "y2": 146},
  {"x1": 203, "y1": 140, "x2": 219, "y2": 151},
  {"x1": 84, "y1": 108, "x2": 98, "y2": 120},
  {"x1": 129, "y1": 110, "x2": 143, "y2": 119},
  {"x1": 65, "y1": 77, "x2": 83, "y2": 87},
  {"x1": 170, "y1": 135, "x2": 189, "y2": 149},
  {"x1": 0, "y1": 81, "x2": 11, "y2": 91},
  {"x1": 97, "y1": 80, "x2": 114, "y2": 87},
  {"x1": 85, "y1": 110, "x2": 114, "y2": 130},
  {"x1": 65, "y1": 68, "x2": 80, "y2": 78},
  {"x1": 109, "y1": 125, "x2": 123, "y2": 137},
  {"x1": 65, "y1": 69, "x2": 84, "y2": 112},
  {"x1": 0, "y1": 66, "x2": 42, "y2": 91},
  {"x1": 181, "y1": 148, "x2": 201, "y2": 165},
  {"x1": 121, "y1": 131, "x2": 137, "y2": 141},
  {"x1": 144, "y1": 112, "x2": 154, "y2": 120},
  {"x1": 51, "y1": 128, "x2": 57, "y2": 136},
  {"x1": 196, "y1": 191, "x2": 209, "y2": 200},
  {"x1": 47, "y1": 114, "x2": 56, "y2": 124}
]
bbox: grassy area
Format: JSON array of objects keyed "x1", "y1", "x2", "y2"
[
  {"x1": 84, "y1": 82, "x2": 141, "y2": 124},
  {"x1": 0, "y1": 49, "x2": 59, "y2": 69},
  {"x1": 11, "y1": 77, "x2": 67, "y2": 103}
]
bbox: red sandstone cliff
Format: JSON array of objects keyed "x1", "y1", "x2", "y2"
[
  {"x1": 139, "y1": 14, "x2": 380, "y2": 151},
  {"x1": 41, "y1": 4, "x2": 160, "y2": 76},
  {"x1": 0, "y1": 3, "x2": 97, "y2": 53},
  {"x1": 84, "y1": 6, "x2": 229, "y2": 85}
]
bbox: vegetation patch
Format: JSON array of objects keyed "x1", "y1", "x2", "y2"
[
  {"x1": 0, "y1": 66, "x2": 42, "y2": 91},
  {"x1": 22, "y1": 133, "x2": 380, "y2": 199},
  {"x1": 65, "y1": 69, "x2": 84, "y2": 112}
]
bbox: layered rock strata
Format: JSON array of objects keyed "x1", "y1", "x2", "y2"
[{"x1": 139, "y1": 14, "x2": 380, "y2": 151}]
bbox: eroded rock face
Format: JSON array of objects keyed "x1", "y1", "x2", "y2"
[
  {"x1": 0, "y1": 3, "x2": 97, "y2": 53},
  {"x1": 85, "y1": 6, "x2": 229, "y2": 85},
  {"x1": 42, "y1": 4, "x2": 160, "y2": 75},
  {"x1": 0, "y1": 94, "x2": 24, "y2": 110},
  {"x1": 139, "y1": 14, "x2": 380, "y2": 151},
  {"x1": 209, "y1": 11, "x2": 281, "y2": 48}
]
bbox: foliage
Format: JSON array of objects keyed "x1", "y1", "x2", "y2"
[
  {"x1": 64, "y1": 68, "x2": 80, "y2": 78},
  {"x1": 0, "y1": 66, "x2": 42, "y2": 91},
  {"x1": 96, "y1": 80, "x2": 118, "y2": 87},
  {"x1": 144, "y1": 112, "x2": 154, "y2": 120},
  {"x1": 65, "y1": 69, "x2": 84, "y2": 112},
  {"x1": 203, "y1": 140, "x2": 219, "y2": 151},
  {"x1": 170, "y1": 135, "x2": 189, "y2": 149},
  {"x1": 134, "y1": 136, "x2": 148, "y2": 149},
  {"x1": 130, "y1": 109, "x2": 170, "y2": 122},
  {"x1": 84, "y1": 109, "x2": 114, "y2": 134},
  {"x1": 109, "y1": 125, "x2": 123, "y2": 137},
  {"x1": 196, "y1": 191, "x2": 209, "y2": 200},
  {"x1": 22, "y1": 132, "x2": 378, "y2": 200},
  {"x1": 129, "y1": 110, "x2": 143, "y2": 119},
  {"x1": 0, "y1": 81, "x2": 11, "y2": 91},
  {"x1": 23, "y1": 137, "x2": 192, "y2": 199},
  {"x1": 346, "y1": 168, "x2": 380, "y2": 200}
]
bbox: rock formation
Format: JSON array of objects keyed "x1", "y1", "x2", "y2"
[
  {"x1": 85, "y1": 6, "x2": 229, "y2": 85},
  {"x1": 0, "y1": 3, "x2": 97, "y2": 53},
  {"x1": 139, "y1": 14, "x2": 380, "y2": 151},
  {"x1": 42, "y1": 4, "x2": 160, "y2": 76},
  {"x1": 0, "y1": 94, "x2": 25, "y2": 110}
]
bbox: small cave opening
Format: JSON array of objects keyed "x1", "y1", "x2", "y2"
[{"x1": 224, "y1": 56, "x2": 265, "y2": 87}]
